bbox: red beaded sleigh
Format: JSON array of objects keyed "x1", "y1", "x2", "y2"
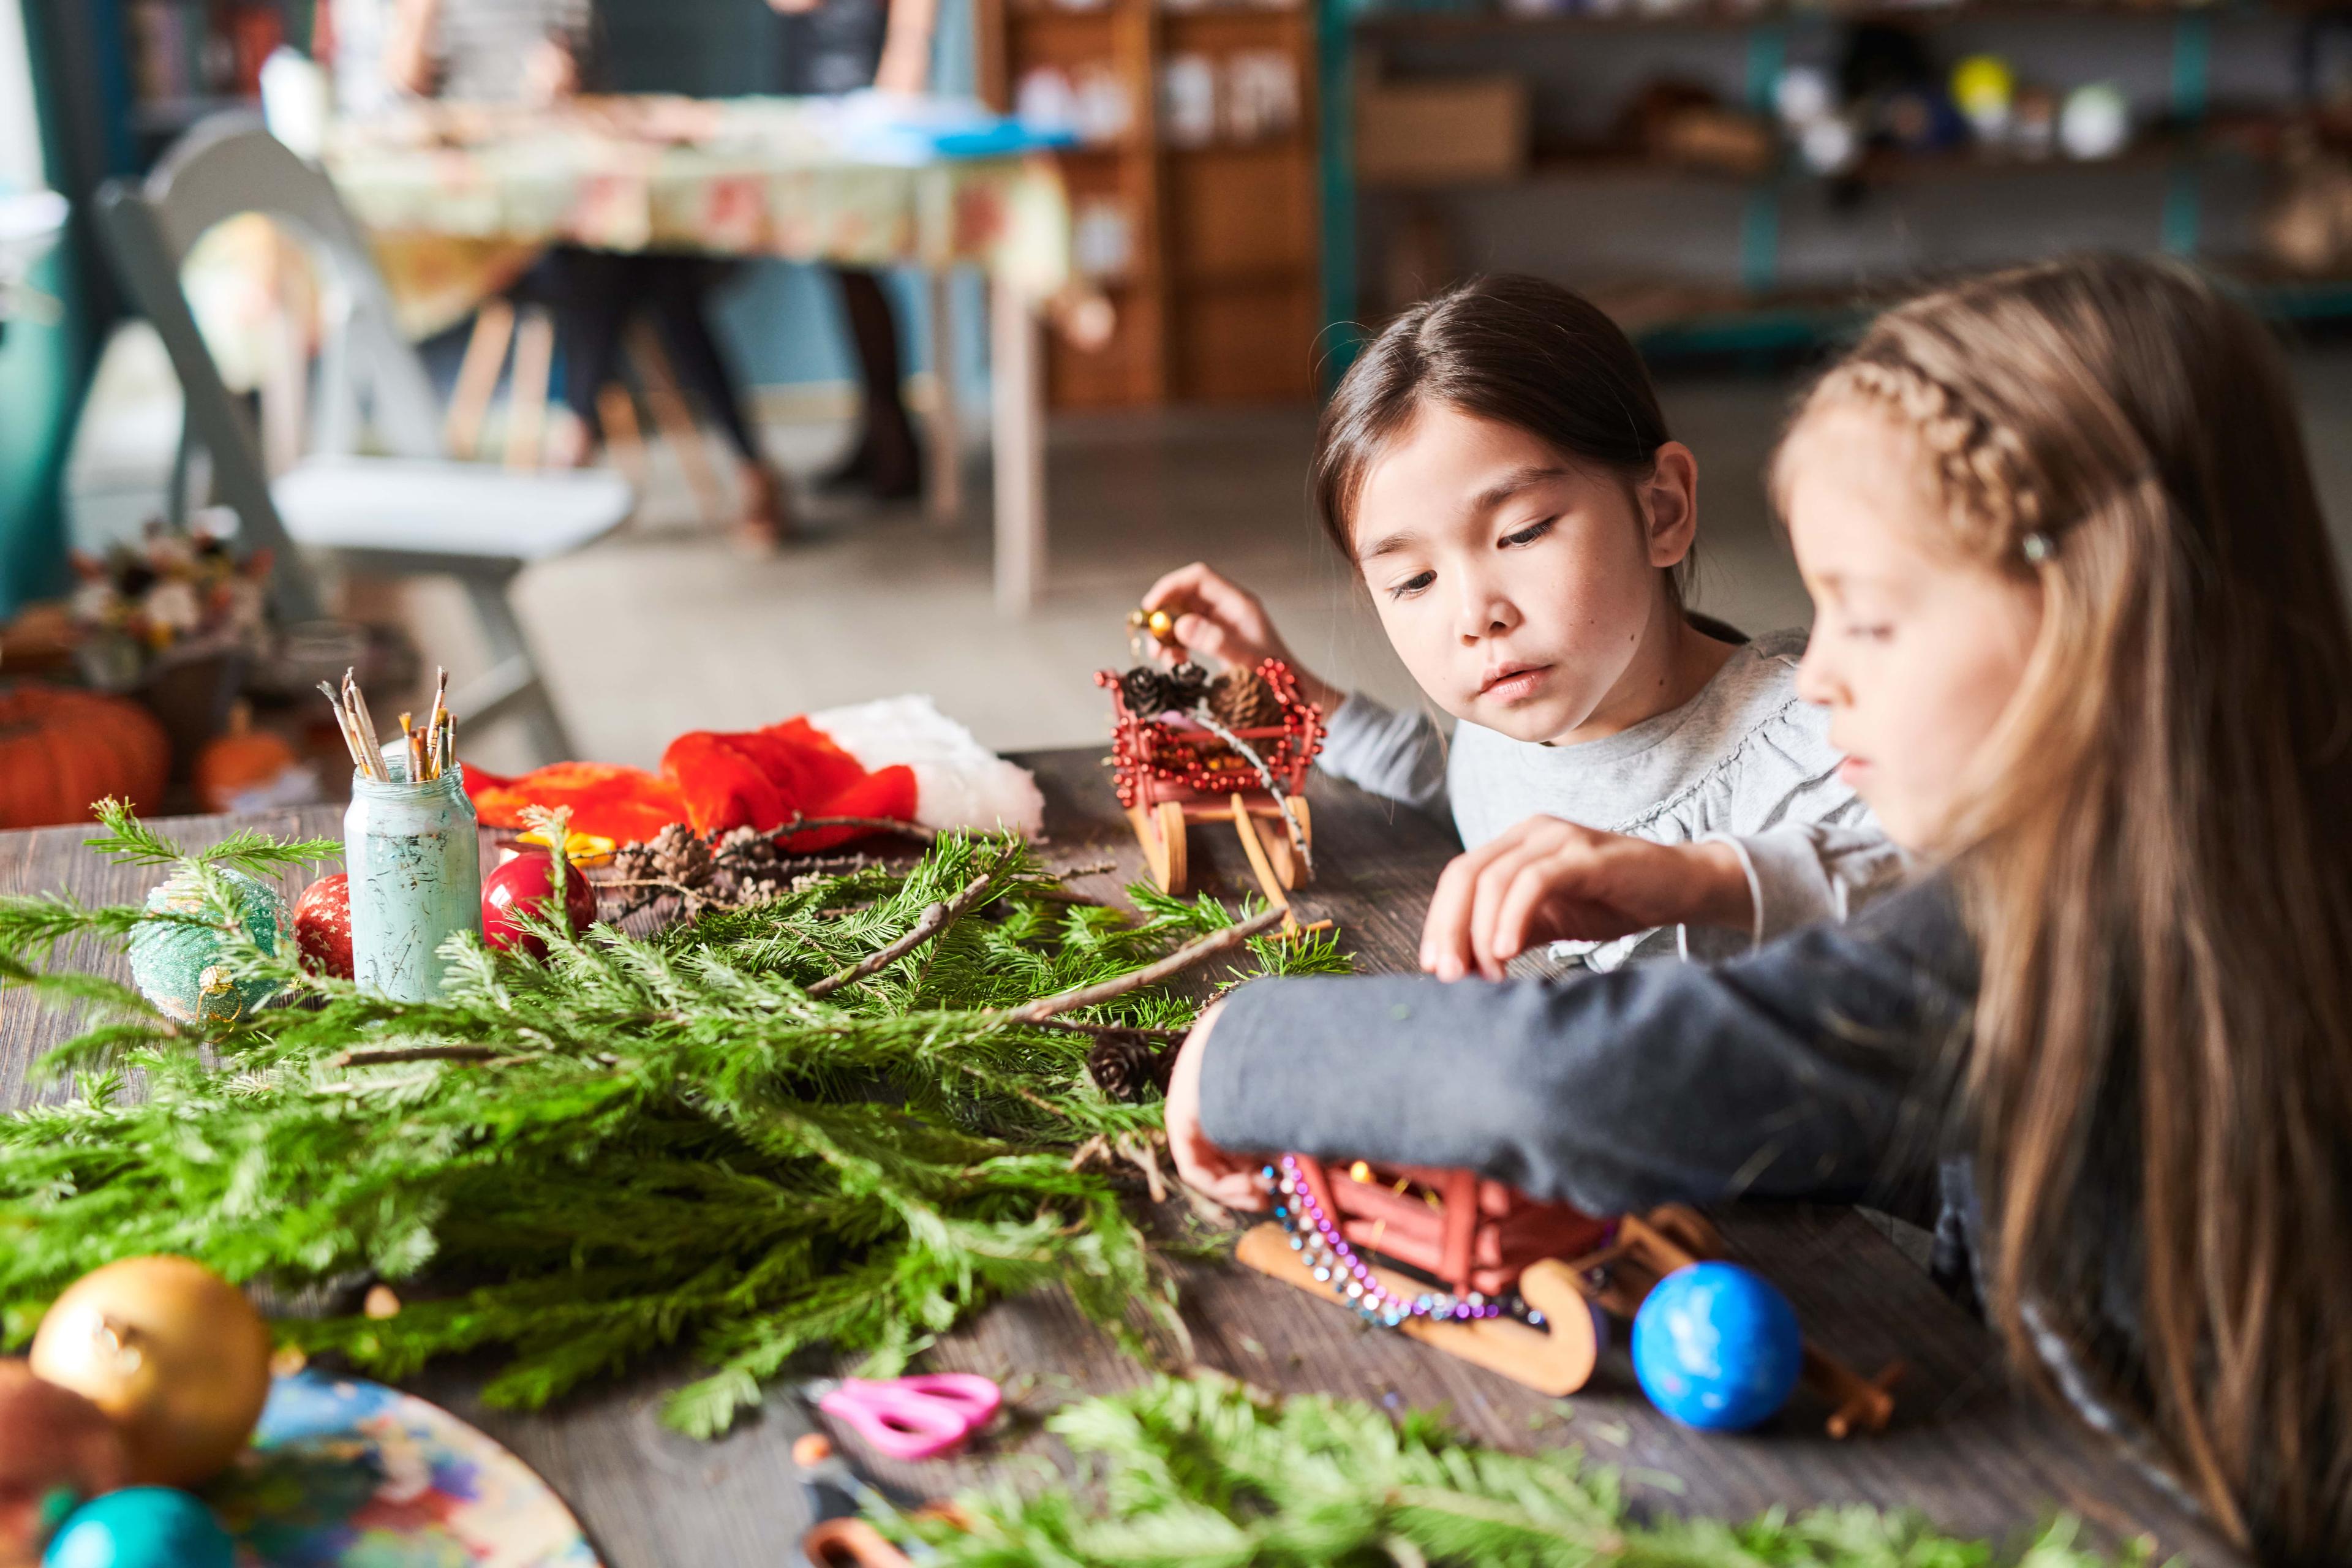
[
  {"x1": 1236, "y1": 1155, "x2": 1901, "y2": 1437},
  {"x1": 1096, "y1": 657, "x2": 1323, "y2": 899}
]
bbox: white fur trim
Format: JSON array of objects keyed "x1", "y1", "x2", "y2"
[{"x1": 805, "y1": 695, "x2": 1046, "y2": 837}]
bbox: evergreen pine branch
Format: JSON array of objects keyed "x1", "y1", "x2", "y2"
[
  {"x1": 81, "y1": 797, "x2": 336, "y2": 876},
  {"x1": 891, "y1": 1374, "x2": 2154, "y2": 1568},
  {"x1": 0, "y1": 813, "x2": 1322, "y2": 1433}
]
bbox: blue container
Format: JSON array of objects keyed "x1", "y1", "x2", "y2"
[
  {"x1": 344, "y1": 758, "x2": 481, "y2": 1001},
  {"x1": 1630, "y1": 1261, "x2": 1803, "y2": 1432}
]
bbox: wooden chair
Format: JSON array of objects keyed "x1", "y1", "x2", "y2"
[
  {"x1": 445, "y1": 296, "x2": 735, "y2": 528},
  {"x1": 94, "y1": 117, "x2": 633, "y2": 763}
]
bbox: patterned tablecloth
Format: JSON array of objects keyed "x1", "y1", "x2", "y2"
[{"x1": 322, "y1": 95, "x2": 1072, "y2": 338}]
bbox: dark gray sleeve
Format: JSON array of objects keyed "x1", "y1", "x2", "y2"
[{"x1": 1199, "y1": 878, "x2": 1971, "y2": 1216}]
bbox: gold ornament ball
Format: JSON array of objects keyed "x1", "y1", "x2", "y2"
[{"x1": 28, "y1": 1256, "x2": 273, "y2": 1487}]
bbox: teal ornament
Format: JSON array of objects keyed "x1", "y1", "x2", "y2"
[
  {"x1": 126, "y1": 866, "x2": 290, "y2": 1026},
  {"x1": 42, "y1": 1488, "x2": 233, "y2": 1568}
]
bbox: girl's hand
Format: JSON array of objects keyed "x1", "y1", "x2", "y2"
[
  {"x1": 1141, "y1": 563, "x2": 1342, "y2": 711},
  {"x1": 1164, "y1": 1003, "x2": 1270, "y2": 1211},
  {"x1": 1420, "y1": 818, "x2": 1754, "y2": 981}
]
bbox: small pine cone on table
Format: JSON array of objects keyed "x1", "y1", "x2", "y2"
[
  {"x1": 717, "y1": 825, "x2": 775, "y2": 866},
  {"x1": 650, "y1": 822, "x2": 715, "y2": 887},
  {"x1": 1086, "y1": 1031, "x2": 1172, "y2": 1102},
  {"x1": 1207, "y1": 668, "x2": 1283, "y2": 731}
]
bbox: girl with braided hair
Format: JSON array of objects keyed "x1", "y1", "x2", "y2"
[{"x1": 1167, "y1": 254, "x2": 2352, "y2": 1562}]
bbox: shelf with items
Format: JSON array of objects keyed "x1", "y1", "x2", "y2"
[
  {"x1": 121, "y1": 0, "x2": 307, "y2": 159},
  {"x1": 982, "y1": 0, "x2": 1321, "y2": 405},
  {"x1": 1350, "y1": 0, "x2": 2293, "y2": 39},
  {"x1": 1326, "y1": 0, "x2": 2352, "y2": 360}
]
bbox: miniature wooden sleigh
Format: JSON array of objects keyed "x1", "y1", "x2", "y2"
[
  {"x1": 1237, "y1": 1155, "x2": 1901, "y2": 1438},
  {"x1": 1097, "y1": 657, "x2": 1324, "y2": 903}
]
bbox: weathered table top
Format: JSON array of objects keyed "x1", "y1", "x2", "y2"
[{"x1": 0, "y1": 749, "x2": 2242, "y2": 1567}]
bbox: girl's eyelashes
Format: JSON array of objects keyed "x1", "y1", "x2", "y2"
[
  {"x1": 1499, "y1": 518, "x2": 1557, "y2": 549},
  {"x1": 1844, "y1": 619, "x2": 1894, "y2": 643},
  {"x1": 1387, "y1": 570, "x2": 1437, "y2": 601}
]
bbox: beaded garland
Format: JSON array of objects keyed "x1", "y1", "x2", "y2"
[
  {"x1": 1098, "y1": 658, "x2": 1323, "y2": 810},
  {"x1": 1261, "y1": 1156, "x2": 1548, "y2": 1329}
]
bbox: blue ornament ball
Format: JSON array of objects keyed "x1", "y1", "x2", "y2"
[
  {"x1": 126, "y1": 866, "x2": 290, "y2": 1026},
  {"x1": 1630, "y1": 1262, "x2": 1803, "y2": 1432},
  {"x1": 41, "y1": 1488, "x2": 233, "y2": 1568}
]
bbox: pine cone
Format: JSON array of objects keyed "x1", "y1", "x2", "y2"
[
  {"x1": 717, "y1": 824, "x2": 775, "y2": 865},
  {"x1": 612, "y1": 840, "x2": 658, "y2": 883},
  {"x1": 1165, "y1": 661, "x2": 1212, "y2": 710},
  {"x1": 1086, "y1": 1031, "x2": 1170, "y2": 1102},
  {"x1": 1119, "y1": 666, "x2": 1172, "y2": 715},
  {"x1": 650, "y1": 822, "x2": 714, "y2": 888},
  {"x1": 1207, "y1": 668, "x2": 1283, "y2": 731}
]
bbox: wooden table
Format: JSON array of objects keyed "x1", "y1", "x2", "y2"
[{"x1": 0, "y1": 749, "x2": 2244, "y2": 1567}]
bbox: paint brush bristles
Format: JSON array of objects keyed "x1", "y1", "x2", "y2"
[{"x1": 317, "y1": 680, "x2": 369, "y2": 775}]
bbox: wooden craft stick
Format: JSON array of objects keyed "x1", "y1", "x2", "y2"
[{"x1": 1229, "y1": 794, "x2": 1297, "y2": 935}]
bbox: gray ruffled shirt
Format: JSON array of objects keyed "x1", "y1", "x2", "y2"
[{"x1": 1315, "y1": 628, "x2": 1905, "y2": 965}]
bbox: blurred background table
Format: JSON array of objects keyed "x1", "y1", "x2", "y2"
[{"x1": 323, "y1": 94, "x2": 1074, "y2": 611}]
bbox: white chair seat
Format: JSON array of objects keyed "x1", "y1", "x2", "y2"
[{"x1": 273, "y1": 456, "x2": 632, "y2": 562}]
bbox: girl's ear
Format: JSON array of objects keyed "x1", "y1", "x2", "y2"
[{"x1": 1640, "y1": 442, "x2": 1700, "y2": 567}]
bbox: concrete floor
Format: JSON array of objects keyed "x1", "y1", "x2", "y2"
[{"x1": 420, "y1": 353, "x2": 2352, "y2": 774}]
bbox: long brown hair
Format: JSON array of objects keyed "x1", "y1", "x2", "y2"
[
  {"x1": 1796, "y1": 256, "x2": 2352, "y2": 1561},
  {"x1": 1312, "y1": 276, "x2": 1691, "y2": 601}
]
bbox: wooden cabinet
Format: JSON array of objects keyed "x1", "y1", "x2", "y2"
[{"x1": 979, "y1": 0, "x2": 1320, "y2": 407}]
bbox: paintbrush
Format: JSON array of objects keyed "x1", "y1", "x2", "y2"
[
  {"x1": 426, "y1": 668, "x2": 449, "y2": 777},
  {"x1": 345, "y1": 669, "x2": 389, "y2": 780},
  {"x1": 317, "y1": 681, "x2": 369, "y2": 776}
]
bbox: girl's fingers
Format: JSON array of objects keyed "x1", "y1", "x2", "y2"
[
  {"x1": 1468, "y1": 841, "x2": 1550, "y2": 978},
  {"x1": 1172, "y1": 612, "x2": 1237, "y2": 665},
  {"x1": 1490, "y1": 854, "x2": 1577, "y2": 962},
  {"x1": 1422, "y1": 840, "x2": 1509, "y2": 977}
]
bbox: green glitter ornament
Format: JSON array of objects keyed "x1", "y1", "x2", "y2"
[{"x1": 126, "y1": 867, "x2": 290, "y2": 1027}]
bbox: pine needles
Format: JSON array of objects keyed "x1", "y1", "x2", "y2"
[
  {"x1": 0, "y1": 812, "x2": 1344, "y2": 1436},
  {"x1": 892, "y1": 1374, "x2": 2151, "y2": 1568}
]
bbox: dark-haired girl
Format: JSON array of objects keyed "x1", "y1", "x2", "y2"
[{"x1": 1147, "y1": 276, "x2": 1898, "y2": 974}]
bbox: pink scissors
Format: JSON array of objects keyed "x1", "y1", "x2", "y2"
[{"x1": 803, "y1": 1373, "x2": 1002, "y2": 1461}]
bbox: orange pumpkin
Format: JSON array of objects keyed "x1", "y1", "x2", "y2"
[
  {"x1": 0, "y1": 682, "x2": 170, "y2": 830},
  {"x1": 194, "y1": 701, "x2": 301, "y2": 814}
]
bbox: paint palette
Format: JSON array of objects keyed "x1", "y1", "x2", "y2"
[{"x1": 212, "y1": 1370, "x2": 600, "y2": 1567}]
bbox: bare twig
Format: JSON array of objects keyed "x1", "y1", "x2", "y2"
[
  {"x1": 1028, "y1": 1017, "x2": 1185, "y2": 1043},
  {"x1": 775, "y1": 814, "x2": 938, "y2": 846},
  {"x1": 997, "y1": 905, "x2": 1287, "y2": 1025},
  {"x1": 333, "y1": 1044, "x2": 499, "y2": 1068},
  {"x1": 1117, "y1": 1131, "x2": 1169, "y2": 1204},
  {"x1": 805, "y1": 872, "x2": 994, "y2": 1000}
]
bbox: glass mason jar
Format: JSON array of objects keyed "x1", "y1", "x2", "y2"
[{"x1": 344, "y1": 758, "x2": 482, "y2": 1001}]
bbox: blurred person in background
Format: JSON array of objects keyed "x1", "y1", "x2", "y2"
[{"x1": 766, "y1": 0, "x2": 937, "y2": 502}]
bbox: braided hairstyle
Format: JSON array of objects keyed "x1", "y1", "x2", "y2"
[{"x1": 1785, "y1": 256, "x2": 2352, "y2": 1564}]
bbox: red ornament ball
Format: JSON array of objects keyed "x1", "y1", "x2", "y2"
[
  {"x1": 292, "y1": 873, "x2": 353, "y2": 979},
  {"x1": 481, "y1": 853, "x2": 598, "y2": 957}
]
